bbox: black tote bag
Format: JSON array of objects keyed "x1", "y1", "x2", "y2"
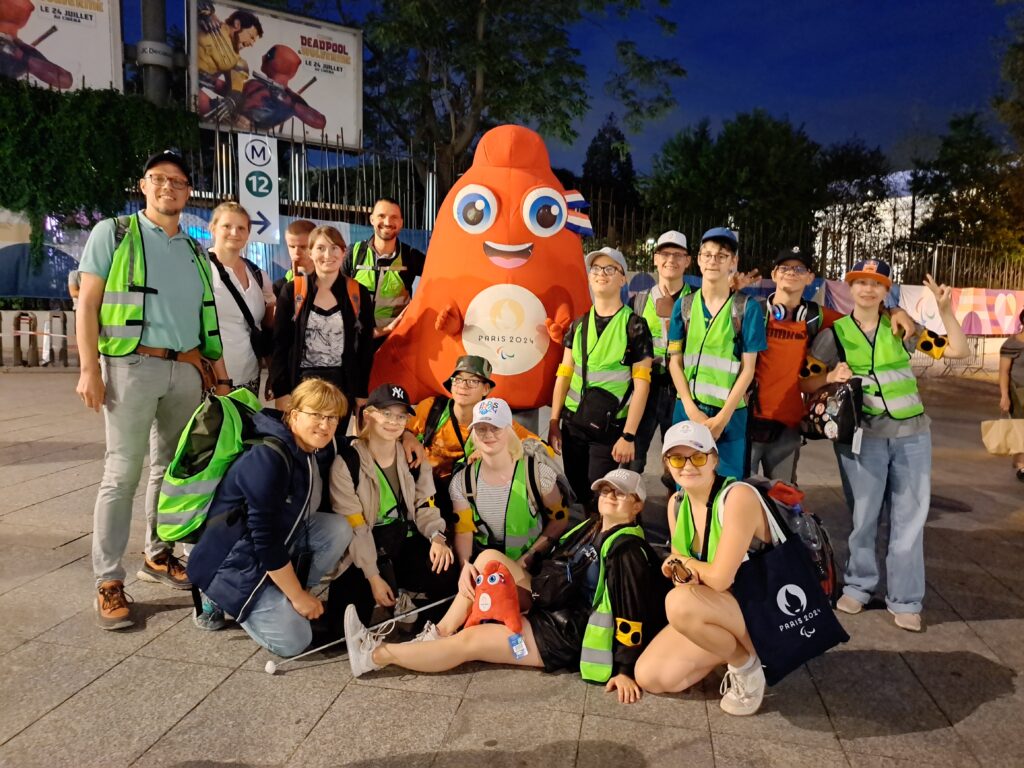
[{"x1": 731, "y1": 491, "x2": 849, "y2": 686}]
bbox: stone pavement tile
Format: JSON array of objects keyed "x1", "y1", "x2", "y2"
[
  {"x1": 1, "y1": 485, "x2": 106, "y2": 532},
  {"x1": 0, "y1": 541, "x2": 92, "y2": 594},
  {"x1": 577, "y1": 713, "x2": 714, "y2": 767},
  {"x1": 0, "y1": 656, "x2": 231, "y2": 768},
  {"x1": 926, "y1": 563, "x2": 1024, "y2": 624},
  {"x1": 706, "y1": 666, "x2": 841, "y2": 751},
  {"x1": 583, "y1": 676, "x2": 708, "y2": 729},
  {"x1": 833, "y1": 603, "x2": 999, "y2": 661},
  {"x1": 241, "y1": 644, "x2": 354, "y2": 688},
  {"x1": 0, "y1": 556, "x2": 97, "y2": 645},
  {"x1": 37, "y1": 578, "x2": 192, "y2": 655},
  {"x1": 711, "y1": 733, "x2": 851, "y2": 767},
  {"x1": 352, "y1": 659, "x2": 478, "y2": 699},
  {"x1": 134, "y1": 667, "x2": 347, "y2": 768},
  {"x1": 843, "y1": 752, "x2": 968, "y2": 767},
  {"x1": 0, "y1": 640, "x2": 123, "y2": 745},
  {"x1": 463, "y1": 665, "x2": 589, "y2": 714},
  {"x1": 0, "y1": 423, "x2": 104, "y2": 466},
  {"x1": 287, "y1": 683, "x2": 460, "y2": 768},
  {"x1": 807, "y1": 649, "x2": 979, "y2": 765},
  {"x1": 0, "y1": 459, "x2": 103, "y2": 515},
  {"x1": 136, "y1": 614, "x2": 260, "y2": 670},
  {"x1": 0, "y1": 520, "x2": 89, "y2": 550},
  {"x1": 433, "y1": 700, "x2": 581, "y2": 768},
  {"x1": 0, "y1": 441, "x2": 105, "y2": 486},
  {"x1": 963, "y1": 619, "x2": 1024, "y2": 671}
]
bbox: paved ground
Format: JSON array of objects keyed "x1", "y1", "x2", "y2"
[{"x1": 1, "y1": 371, "x2": 1022, "y2": 768}]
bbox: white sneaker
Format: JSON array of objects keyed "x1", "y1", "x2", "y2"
[
  {"x1": 344, "y1": 604, "x2": 386, "y2": 677},
  {"x1": 719, "y1": 657, "x2": 766, "y2": 716},
  {"x1": 836, "y1": 594, "x2": 864, "y2": 615},
  {"x1": 411, "y1": 621, "x2": 440, "y2": 643},
  {"x1": 393, "y1": 591, "x2": 417, "y2": 629}
]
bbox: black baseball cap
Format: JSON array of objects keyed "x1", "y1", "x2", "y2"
[
  {"x1": 773, "y1": 246, "x2": 815, "y2": 271},
  {"x1": 366, "y1": 383, "x2": 415, "y2": 415},
  {"x1": 143, "y1": 149, "x2": 192, "y2": 185}
]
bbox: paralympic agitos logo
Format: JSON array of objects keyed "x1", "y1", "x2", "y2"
[{"x1": 776, "y1": 584, "x2": 821, "y2": 637}]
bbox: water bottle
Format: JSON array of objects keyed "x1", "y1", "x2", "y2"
[{"x1": 788, "y1": 504, "x2": 822, "y2": 550}]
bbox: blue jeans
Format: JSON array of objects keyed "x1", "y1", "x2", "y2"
[
  {"x1": 834, "y1": 431, "x2": 931, "y2": 614},
  {"x1": 240, "y1": 512, "x2": 354, "y2": 657},
  {"x1": 673, "y1": 401, "x2": 749, "y2": 480}
]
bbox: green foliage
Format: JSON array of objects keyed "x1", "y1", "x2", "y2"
[
  {"x1": 818, "y1": 139, "x2": 892, "y2": 232},
  {"x1": 581, "y1": 114, "x2": 638, "y2": 207},
  {"x1": 996, "y1": 4, "x2": 1024, "y2": 149},
  {"x1": 0, "y1": 80, "x2": 198, "y2": 264}
]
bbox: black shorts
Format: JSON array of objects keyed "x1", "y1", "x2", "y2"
[{"x1": 527, "y1": 604, "x2": 589, "y2": 673}]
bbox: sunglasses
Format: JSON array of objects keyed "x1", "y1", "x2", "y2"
[{"x1": 665, "y1": 451, "x2": 711, "y2": 469}]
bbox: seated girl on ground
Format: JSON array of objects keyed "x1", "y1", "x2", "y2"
[
  {"x1": 634, "y1": 420, "x2": 772, "y2": 717},
  {"x1": 343, "y1": 468, "x2": 666, "y2": 704}
]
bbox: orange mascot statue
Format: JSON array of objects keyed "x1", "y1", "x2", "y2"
[{"x1": 369, "y1": 124, "x2": 593, "y2": 409}]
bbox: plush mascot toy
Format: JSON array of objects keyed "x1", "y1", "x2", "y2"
[
  {"x1": 464, "y1": 560, "x2": 523, "y2": 635},
  {"x1": 369, "y1": 124, "x2": 593, "y2": 409}
]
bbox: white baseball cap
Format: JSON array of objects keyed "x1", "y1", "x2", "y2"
[
  {"x1": 470, "y1": 398, "x2": 513, "y2": 430},
  {"x1": 584, "y1": 246, "x2": 628, "y2": 274},
  {"x1": 662, "y1": 421, "x2": 717, "y2": 455},
  {"x1": 591, "y1": 468, "x2": 647, "y2": 502},
  {"x1": 655, "y1": 230, "x2": 688, "y2": 252}
]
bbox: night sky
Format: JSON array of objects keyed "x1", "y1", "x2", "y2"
[{"x1": 129, "y1": 1, "x2": 1016, "y2": 173}]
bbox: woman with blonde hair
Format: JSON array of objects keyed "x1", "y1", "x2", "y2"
[
  {"x1": 186, "y1": 378, "x2": 354, "y2": 657},
  {"x1": 323, "y1": 382, "x2": 458, "y2": 632},
  {"x1": 270, "y1": 225, "x2": 375, "y2": 431},
  {"x1": 207, "y1": 201, "x2": 275, "y2": 394}
]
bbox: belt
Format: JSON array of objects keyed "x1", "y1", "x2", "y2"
[{"x1": 135, "y1": 345, "x2": 196, "y2": 361}]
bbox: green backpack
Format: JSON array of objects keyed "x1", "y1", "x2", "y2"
[{"x1": 157, "y1": 389, "x2": 290, "y2": 543}]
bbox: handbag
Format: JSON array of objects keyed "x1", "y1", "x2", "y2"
[
  {"x1": 569, "y1": 314, "x2": 627, "y2": 440},
  {"x1": 530, "y1": 522, "x2": 600, "y2": 610},
  {"x1": 980, "y1": 416, "x2": 1024, "y2": 456},
  {"x1": 802, "y1": 379, "x2": 862, "y2": 443},
  {"x1": 211, "y1": 254, "x2": 273, "y2": 358},
  {"x1": 731, "y1": 493, "x2": 849, "y2": 686}
]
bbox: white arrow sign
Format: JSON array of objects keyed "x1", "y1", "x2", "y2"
[{"x1": 237, "y1": 134, "x2": 280, "y2": 244}]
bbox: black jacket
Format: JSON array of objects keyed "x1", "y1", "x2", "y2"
[{"x1": 270, "y1": 272, "x2": 375, "y2": 399}]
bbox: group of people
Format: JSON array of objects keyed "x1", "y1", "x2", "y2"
[{"x1": 74, "y1": 149, "x2": 969, "y2": 718}]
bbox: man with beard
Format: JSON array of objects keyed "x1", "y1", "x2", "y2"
[
  {"x1": 75, "y1": 151, "x2": 230, "y2": 631},
  {"x1": 196, "y1": 3, "x2": 264, "y2": 122},
  {"x1": 344, "y1": 197, "x2": 426, "y2": 344}
]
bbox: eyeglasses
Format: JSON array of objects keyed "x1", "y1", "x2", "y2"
[
  {"x1": 775, "y1": 265, "x2": 809, "y2": 276},
  {"x1": 597, "y1": 486, "x2": 630, "y2": 500},
  {"x1": 451, "y1": 376, "x2": 484, "y2": 389},
  {"x1": 655, "y1": 251, "x2": 688, "y2": 261},
  {"x1": 473, "y1": 423, "x2": 504, "y2": 437},
  {"x1": 698, "y1": 251, "x2": 733, "y2": 263},
  {"x1": 665, "y1": 451, "x2": 711, "y2": 469},
  {"x1": 145, "y1": 174, "x2": 189, "y2": 191},
  {"x1": 589, "y1": 264, "x2": 624, "y2": 277},
  {"x1": 372, "y1": 410, "x2": 409, "y2": 425},
  {"x1": 297, "y1": 410, "x2": 340, "y2": 426}
]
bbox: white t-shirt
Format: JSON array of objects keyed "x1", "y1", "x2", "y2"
[{"x1": 211, "y1": 260, "x2": 270, "y2": 385}]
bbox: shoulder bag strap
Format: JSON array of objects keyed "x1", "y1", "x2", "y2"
[{"x1": 210, "y1": 253, "x2": 260, "y2": 336}]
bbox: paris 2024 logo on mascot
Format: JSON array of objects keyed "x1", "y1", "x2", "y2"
[{"x1": 369, "y1": 125, "x2": 593, "y2": 409}]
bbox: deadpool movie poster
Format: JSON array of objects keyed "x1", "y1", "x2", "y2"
[
  {"x1": 190, "y1": 0, "x2": 362, "y2": 148},
  {"x1": 0, "y1": 0, "x2": 123, "y2": 91}
]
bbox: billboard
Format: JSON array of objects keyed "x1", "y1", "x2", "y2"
[
  {"x1": 0, "y1": 0, "x2": 123, "y2": 91},
  {"x1": 189, "y1": 1, "x2": 362, "y2": 148}
]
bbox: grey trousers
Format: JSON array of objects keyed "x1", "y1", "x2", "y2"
[
  {"x1": 92, "y1": 354, "x2": 201, "y2": 585},
  {"x1": 749, "y1": 425, "x2": 802, "y2": 483}
]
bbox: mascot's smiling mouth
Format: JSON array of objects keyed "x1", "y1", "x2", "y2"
[{"x1": 484, "y1": 241, "x2": 533, "y2": 269}]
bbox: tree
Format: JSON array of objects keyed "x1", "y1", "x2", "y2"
[
  {"x1": 320, "y1": 0, "x2": 685, "y2": 196},
  {"x1": 818, "y1": 139, "x2": 892, "y2": 233},
  {"x1": 996, "y1": 2, "x2": 1024, "y2": 149},
  {"x1": 581, "y1": 114, "x2": 638, "y2": 207},
  {"x1": 911, "y1": 113, "x2": 1023, "y2": 253}
]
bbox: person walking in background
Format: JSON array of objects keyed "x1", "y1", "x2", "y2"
[
  {"x1": 998, "y1": 309, "x2": 1024, "y2": 481},
  {"x1": 75, "y1": 150, "x2": 230, "y2": 630}
]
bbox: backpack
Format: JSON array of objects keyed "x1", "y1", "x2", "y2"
[
  {"x1": 157, "y1": 389, "x2": 290, "y2": 543},
  {"x1": 679, "y1": 290, "x2": 751, "y2": 343},
  {"x1": 462, "y1": 452, "x2": 579, "y2": 531},
  {"x1": 420, "y1": 396, "x2": 452, "y2": 449},
  {"x1": 741, "y1": 476, "x2": 840, "y2": 604}
]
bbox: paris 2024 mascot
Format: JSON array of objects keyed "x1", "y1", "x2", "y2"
[{"x1": 370, "y1": 125, "x2": 593, "y2": 409}]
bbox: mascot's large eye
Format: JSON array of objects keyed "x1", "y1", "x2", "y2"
[
  {"x1": 521, "y1": 187, "x2": 566, "y2": 238},
  {"x1": 453, "y1": 185, "x2": 499, "y2": 234},
  {"x1": 475, "y1": 574, "x2": 484, "y2": 585},
  {"x1": 487, "y1": 573, "x2": 503, "y2": 585}
]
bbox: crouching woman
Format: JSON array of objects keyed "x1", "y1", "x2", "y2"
[
  {"x1": 342, "y1": 468, "x2": 666, "y2": 705},
  {"x1": 635, "y1": 421, "x2": 772, "y2": 717},
  {"x1": 187, "y1": 378, "x2": 353, "y2": 657}
]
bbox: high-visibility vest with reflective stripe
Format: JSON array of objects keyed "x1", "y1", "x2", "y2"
[
  {"x1": 833, "y1": 315, "x2": 924, "y2": 420},
  {"x1": 683, "y1": 290, "x2": 743, "y2": 408},
  {"x1": 469, "y1": 459, "x2": 542, "y2": 560},
  {"x1": 97, "y1": 214, "x2": 222, "y2": 359},
  {"x1": 670, "y1": 477, "x2": 738, "y2": 563},
  {"x1": 375, "y1": 464, "x2": 402, "y2": 525},
  {"x1": 579, "y1": 523, "x2": 646, "y2": 683},
  {"x1": 351, "y1": 240, "x2": 410, "y2": 327},
  {"x1": 566, "y1": 307, "x2": 632, "y2": 419},
  {"x1": 157, "y1": 388, "x2": 264, "y2": 542}
]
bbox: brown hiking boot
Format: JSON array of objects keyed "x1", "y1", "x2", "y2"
[
  {"x1": 95, "y1": 580, "x2": 134, "y2": 630},
  {"x1": 138, "y1": 551, "x2": 192, "y2": 590}
]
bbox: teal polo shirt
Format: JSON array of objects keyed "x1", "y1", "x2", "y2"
[{"x1": 80, "y1": 212, "x2": 205, "y2": 352}]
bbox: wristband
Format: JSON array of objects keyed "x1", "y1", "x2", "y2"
[
  {"x1": 431, "y1": 530, "x2": 447, "y2": 543},
  {"x1": 217, "y1": 378, "x2": 233, "y2": 386},
  {"x1": 621, "y1": 432, "x2": 636, "y2": 443}
]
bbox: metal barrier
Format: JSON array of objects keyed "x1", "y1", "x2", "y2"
[
  {"x1": 942, "y1": 336, "x2": 986, "y2": 377},
  {"x1": 12, "y1": 312, "x2": 39, "y2": 367}
]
